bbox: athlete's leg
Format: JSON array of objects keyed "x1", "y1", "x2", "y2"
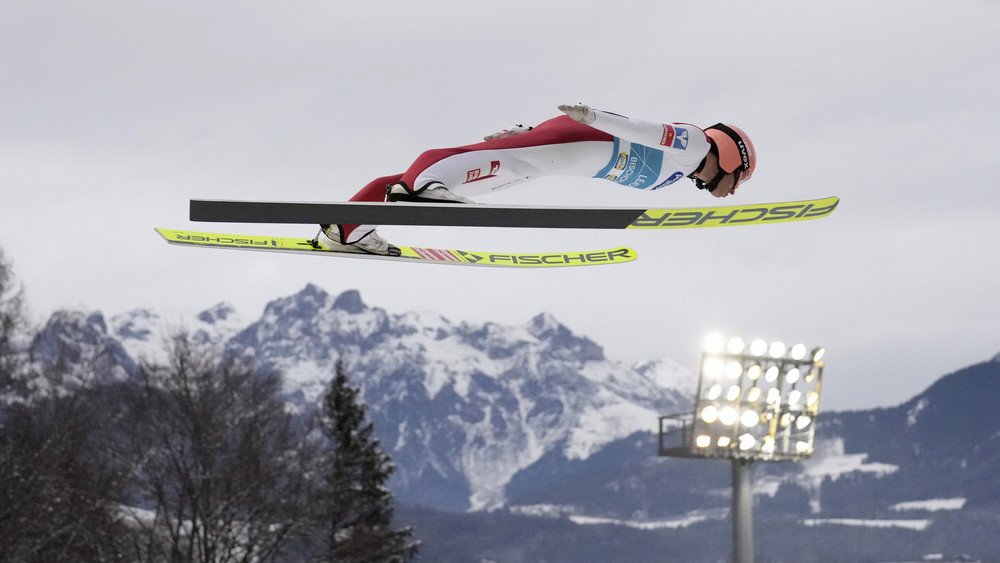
[
  {"x1": 349, "y1": 174, "x2": 403, "y2": 202},
  {"x1": 330, "y1": 115, "x2": 612, "y2": 246},
  {"x1": 396, "y1": 115, "x2": 613, "y2": 197},
  {"x1": 332, "y1": 173, "x2": 402, "y2": 244}
]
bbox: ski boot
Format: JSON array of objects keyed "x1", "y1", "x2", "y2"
[
  {"x1": 386, "y1": 182, "x2": 475, "y2": 204},
  {"x1": 312, "y1": 226, "x2": 401, "y2": 256}
]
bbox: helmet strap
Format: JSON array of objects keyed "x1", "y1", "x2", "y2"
[
  {"x1": 691, "y1": 140, "x2": 726, "y2": 193},
  {"x1": 695, "y1": 168, "x2": 728, "y2": 193},
  {"x1": 689, "y1": 151, "x2": 708, "y2": 179}
]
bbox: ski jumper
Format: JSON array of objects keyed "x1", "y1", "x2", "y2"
[{"x1": 340, "y1": 110, "x2": 712, "y2": 242}]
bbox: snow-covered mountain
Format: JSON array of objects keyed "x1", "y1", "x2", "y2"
[
  {"x1": 22, "y1": 304, "x2": 244, "y2": 398},
  {"x1": 30, "y1": 284, "x2": 694, "y2": 511},
  {"x1": 28, "y1": 310, "x2": 138, "y2": 393},
  {"x1": 110, "y1": 302, "x2": 245, "y2": 366},
  {"x1": 224, "y1": 284, "x2": 693, "y2": 510}
]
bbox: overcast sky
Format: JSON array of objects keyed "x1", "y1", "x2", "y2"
[{"x1": 2, "y1": 1, "x2": 998, "y2": 411}]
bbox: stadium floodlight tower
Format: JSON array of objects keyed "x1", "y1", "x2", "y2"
[{"x1": 659, "y1": 333, "x2": 826, "y2": 563}]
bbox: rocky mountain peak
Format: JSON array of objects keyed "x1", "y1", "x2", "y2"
[
  {"x1": 526, "y1": 312, "x2": 604, "y2": 362},
  {"x1": 30, "y1": 309, "x2": 137, "y2": 388},
  {"x1": 197, "y1": 302, "x2": 238, "y2": 324},
  {"x1": 332, "y1": 289, "x2": 367, "y2": 314}
]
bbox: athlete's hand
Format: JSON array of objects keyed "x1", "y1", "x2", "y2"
[
  {"x1": 558, "y1": 104, "x2": 596, "y2": 125},
  {"x1": 483, "y1": 124, "x2": 533, "y2": 141}
]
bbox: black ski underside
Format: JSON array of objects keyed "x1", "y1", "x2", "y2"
[{"x1": 190, "y1": 200, "x2": 657, "y2": 229}]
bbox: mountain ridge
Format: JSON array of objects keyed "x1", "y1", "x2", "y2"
[
  {"x1": 99, "y1": 285, "x2": 690, "y2": 510},
  {"x1": 23, "y1": 286, "x2": 1000, "y2": 521},
  {"x1": 17, "y1": 285, "x2": 1000, "y2": 560}
]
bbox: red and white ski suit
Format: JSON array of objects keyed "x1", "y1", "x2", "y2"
[{"x1": 341, "y1": 110, "x2": 711, "y2": 242}]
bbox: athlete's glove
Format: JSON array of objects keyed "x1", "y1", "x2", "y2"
[
  {"x1": 558, "y1": 104, "x2": 596, "y2": 125},
  {"x1": 483, "y1": 124, "x2": 533, "y2": 141}
]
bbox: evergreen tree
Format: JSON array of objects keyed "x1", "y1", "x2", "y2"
[
  {"x1": 316, "y1": 362, "x2": 419, "y2": 562},
  {"x1": 0, "y1": 247, "x2": 26, "y2": 394}
]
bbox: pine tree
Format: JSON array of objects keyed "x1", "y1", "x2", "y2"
[
  {"x1": 0, "y1": 247, "x2": 26, "y2": 394},
  {"x1": 317, "y1": 362, "x2": 419, "y2": 562}
]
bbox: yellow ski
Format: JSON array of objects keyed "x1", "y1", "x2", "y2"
[{"x1": 155, "y1": 229, "x2": 637, "y2": 268}]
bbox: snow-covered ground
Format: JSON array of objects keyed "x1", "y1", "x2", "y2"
[
  {"x1": 508, "y1": 504, "x2": 728, "y2": 530},
  {"x1": 802, "y1": 518, "x2": 932, "y2": 531},
  {"x1": 891, "y1": 498, "x2": 967, "y2": 512}
]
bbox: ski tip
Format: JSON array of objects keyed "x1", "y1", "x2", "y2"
[{"x1": 614, "y1": 247, "x2": 638, "y2": 264}]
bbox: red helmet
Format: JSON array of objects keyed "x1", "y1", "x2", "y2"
[{"x1": 705, "y1": 123, "x2": 756, "y2": 187}]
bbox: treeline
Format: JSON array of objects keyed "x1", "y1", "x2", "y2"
[{"x1": 0, "y1": 248, "x2": 418, "y2": 562}]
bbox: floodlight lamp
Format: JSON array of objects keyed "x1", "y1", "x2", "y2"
[
  {"x1": 795, "y1": 441, "x2": 812, "y2": 454},
  {"x1": 769, "y1": 341, "x2": 786, "y2": 358},
  {"x1": 749, "y1": 339, "x2": 768, "y2": 356},
  {"x1": 707, "y1": 383, "x2": 723, "y2": 400},
  {"x1": 807, "y1": 392, "x2": 820, "y2": 408},
  {"x1": 786, "y1": 368, "x2": 801, "y2": 384},
  {"x1": 805, "y1": 369, "x2": 817, "y2": 383},
  {"x1": 780, "y1": 413, "x2": 793, "y2": 427},
  {"x1": 719, "y1": 406, "x2": 738, "y2": 426},
  {"x1": 791, "y1": 343, "x2": 807, "y2": 360},
  {"x1": 761, "y1": 436, "x2": 776, "y2": 454},
  {"x1": 812, "y1": 347, "x2": 826, "y2": 363},
  {"x1": 701, "y1": 405, "x2": 720, "y2": 424},
  {"x1": 747, "y1": 387, "x2": 762, "y2": 402},
  {"x1": 726, "y1": 385, "x2": 741, "y2": 402},
  {"x1": 766, "y1": 388, "x2": 780, "y2": 404},
  {"x1": 738, "y1": 434, "x2": 756, "y2": 451},
  {"x1": 788, "y1": 390, "x2": 802, "y2": 406},
  {"x1": 727, "y1": 337, "x2": 745, "y2": 354},
  {"x1": 765, "y1": 366, "x2": 780, "y2": 383},
  {"x1": 796, "y1": 415, "x2": 812, "y2": 430},
  {"x1": 718, "y1": 436, "x2": 732, "y2": 448},
  {"x1": 704, "y1": 357, "x2": 725, "y2": 379},
  {"x1": 696, "y1": 435, "x2": 712, "y2": 448},
  {"x1": 741, "y1": 409, "x2": 760, "y2": 428},
  {"x1": 747, "y1": 365, "x2": 762, "y2": 381},
  {"x1": 726, "y1": 362, "x2": 743, "y2": 380},
  {"x1": 705, "y1": 333, "x2": 726, "y2": 354}
]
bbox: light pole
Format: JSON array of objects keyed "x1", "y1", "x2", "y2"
[{"x1": 660, "y1": 334, "x2": 826, "y2": 563}]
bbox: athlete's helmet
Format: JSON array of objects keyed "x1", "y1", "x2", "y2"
[{"x1": 704, "y1": 123, "x2": 756, "y2": 188}]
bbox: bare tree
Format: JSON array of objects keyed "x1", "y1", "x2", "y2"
[
  {"x1": 0, "y1": 391, "x2": 133, "y2": 561},
  {"x1": 1, "y1": 249, "x2": 418, "y2": 562},
  {"x1": 121, "y1": 332, "x2": 316, "y2": 562},
  {"x1": 0, "y1": 248, "x2": 129, "y2": 561}
]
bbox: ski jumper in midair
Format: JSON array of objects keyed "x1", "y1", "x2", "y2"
[{"x1": 325, "y1": 106, "x2": 755, "y2": 254}]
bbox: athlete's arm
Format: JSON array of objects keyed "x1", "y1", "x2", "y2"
[{"x1": 558, "y1": 104, "x2": 710, "y2": 166}]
